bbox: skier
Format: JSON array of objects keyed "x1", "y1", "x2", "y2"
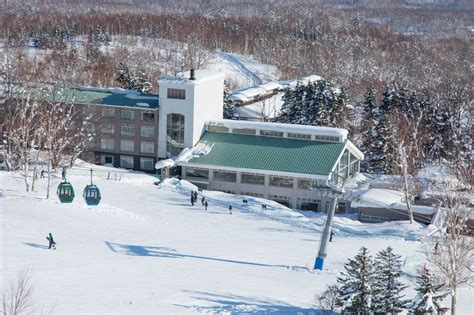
[
  {"x1": 201, "y1": 196, "x2": 205, "y2": 206},
  {"x1": 191, "y1": 195, "x2": 194, "y2": 206},
  {"x1": 204, "y1": 200, "x2": 208, "y2": 210},
  {"x1": 329, "y1": 230, "x2": 335, "y2": 242},
  {"x1": 229, "y1": 204, "x2": 232, "y2": 215},
  {"x1": 46, "y1": 233, "x2": 56, "y2": 249}
]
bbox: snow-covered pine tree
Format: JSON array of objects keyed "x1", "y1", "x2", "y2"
[
  {"x1": 360, "y1": 86, "x2": 379, "y2": 173},
  {"x1": 133, "y1": 70, "x2": 153, "y2": 94},
  {"x1": 426, "y1": 102, "x2": 448, "y2": 162},
  {"x1": 116, "y1": 62, "x2": 133, "y2": 90},
  {"x1": 336, "y1": 247, "x2": 375, "y2": 313},
  {"x1": 372, "y1": 247, "x2": 408, "y2": 313},
  {"x1": 279, "y1": 81, "x2": 302, "y2": 124},
  {"x1": 409, "y1": 268, "x2": 448, "y2": 314},
  {"x1": 223, "y1": 81, "x2": 235, "y2": 119}
]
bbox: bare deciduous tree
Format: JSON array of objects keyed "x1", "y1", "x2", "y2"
[
  {"x1": 314, "y1": 284, "x2": 339, "y2": 315},
  {"x1": 427, "y1": 184, "x2": 474, "y2": 315},
  {"x1": 1, "y1": 269, "x2": 36, "y2": 315}
]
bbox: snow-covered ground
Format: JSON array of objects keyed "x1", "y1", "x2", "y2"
[{"x1": 1, "y1": 166, "x2": 473, "y2": 313}]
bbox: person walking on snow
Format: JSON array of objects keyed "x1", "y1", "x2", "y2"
[
  {"x1": 193, "y1": 191, "x2": 198, "y2": 203},
  {"x1": 229, "y1": 204, "x2": 232, "y2": 215},
  {"x1": 329, "y1": 230, "x2": 335, "y2": 242},
  {"x1": 40, "y1": 169, "x2": 45, "y2": 178},
  {"x1": 46, "y1": 233, "x2": 56, "y2": 249},
  {"x1": 191, "y1": 195, "x2": 194, "y2": 206},
  {"x1": 201, "y1": 196, "x2": 205, "y2": 206},
  {"x1": 204, "y1": 200, "x2": 208, "y2": 210}
]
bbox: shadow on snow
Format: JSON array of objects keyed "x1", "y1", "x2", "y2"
[{"x1": 104, "y1": 241, "x2": 307, "y2": 271}]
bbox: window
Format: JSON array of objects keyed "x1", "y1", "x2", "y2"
[
  {"x1": 233, "y1": 128, "x2": 256, "y2": 135},
  {"x1": 213, "y1": 170, "x2": 237, "y2": 182},
  {"x1": 208, "y1": 125, "x2": 229, "y2": 133},
  {"x1": 185, "y1": 168, "x2": 209, "y2": 179},
  {"x1": 167, "y1": 88, "x2": 186, "y2": 100},
  {"x1": 298, "y1": 179, "x2": 325, "y2": 190},
  {"x1": 141, "y1": 112, "x2": 155, "y2": 122},
  {"x1": 121, "y1": 125, "x2": 134, "y2": 136},
  {"x1": 260, "y1": 130, "x2": 283, "y2": 137},
  {"x1": 287, "y1": 132, "x2": 311, "y2": 140},
  {"x1": 269, "y1": 194, "x2": 291, "y2": 208},
  {"x1": 140, "y1": 157, "x2": 155, "y2": 170},
  {"x1": 120, "y1": 140, "x2": 134, "y2": 152},
  {"x1": 242, "y1": 192, "x2": 264, "y2": 198},
  {"x1": 337, "y1": 201, "x2": 346, "y2": 213},
  {"x1": 241, "y1": 173, "x2": 265, "y2": 185},
  {"x1": 298, "y1": 198, "x2": 321, "y2": 211},
  {"x1": 121, "y1": 110, "x2": 134, "y2": 120},
  {"x1": 270, "y1": 176, "x2": 293, "y2": 188},
  {"x1": 140, "y1": 142, "x2": 154, "y2": 154},
  {"x1": 120, "y1": 155, "x2": 134, "y2": 169},
  {"x1": 85, "y1": 123, "x2": 95, "y2": 133},
  {"x1": 166, "y1": 113, "x2": 185, "y2": 157},
  {"x1": 100, "y1": 138, "x2": 114, "y2": 150},
  {"x1": 314, "y1": 135, "x2": 339, "y2": 142},
  {"x1": 101, "y1": 124, "x2": 115, "y2": 134},
  {"x1": 141, "y1": 126, "x2": 155, "y2": 138},
  {"x1": 102, "y1": 108, "x2": 115, "y2": 118}
]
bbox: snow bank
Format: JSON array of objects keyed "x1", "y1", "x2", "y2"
[{"x1": 159, "y1": 178, "x2": 198, "y2": 192}]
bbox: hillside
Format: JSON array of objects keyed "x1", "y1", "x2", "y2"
[{"x1": 1, "y1": 166, "x2": 472, "y2": 313}]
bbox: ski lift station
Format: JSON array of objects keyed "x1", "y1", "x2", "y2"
[{"x1": 16, "y1": 69, "x2": 364, "y2": 212}]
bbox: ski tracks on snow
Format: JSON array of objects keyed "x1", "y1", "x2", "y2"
[{"x1": 215, "y1": 51, "x2": 263, "y2": 85}]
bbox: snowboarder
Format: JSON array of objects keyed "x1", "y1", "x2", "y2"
[
  {"x1": 201, "y1": 196, "x2": 205, "y2": 206},
  {"x1": 191, "y1": 195, "x2": 194, "y2": 206},
  {"x1": 329, "y1": 230, "x2": 335, "y2": 242},
  {"x1": 229, "y1": 204, "x2": 232, "y2": 215},
  {"x1": 40, "y1": 169, "x2": 45, "y2": 178},
  {"x1": 204, "y1": 200, "x2": 208, "y2": 210},
  {"x1": 46, "y1": 233, "x2": 56, "y2": 249}
]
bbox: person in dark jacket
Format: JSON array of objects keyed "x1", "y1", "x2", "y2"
[
  {"x1": 191, "y1": 195, "x2": 194, "y2": 206},
  {"x1": 204, "y1": 200, "x2": 208, "y2": 210},
  {"x1": 201, "y1": 196, "x2": 205, "y2": 206},
  {"x1": 46, "y1": 233, "x2": 56, "y2": 249},
  {"x1": 193, "y1": 191, "x2": 198, "y2": 203},
  {"x1": 229, "y1": 204, "x2": 232, "y2": 215},
  {"x1": 329, "y1": 230, "x2": 335, "y2": 242}
]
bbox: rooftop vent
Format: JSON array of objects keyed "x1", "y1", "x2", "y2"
[{"x1": 189, "y1": 69, "x2": 196, "y2": 81}]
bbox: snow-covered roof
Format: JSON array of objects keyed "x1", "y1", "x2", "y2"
[
  {"x1": 231, "y1": 82, "x2": 284, "y2": 103},
  {"x1": 351, "y1": 188, "x2": 437, "y2": 215},
  {"x1": 206, "y1": 119, "x2": 348, "y2": 139},
  {"x1": 158, "y1": 70, "x2": 224, "y2": 85}
]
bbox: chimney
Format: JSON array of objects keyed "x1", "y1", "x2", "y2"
[{"x1": 189, "y1": 68, "x2": 196, "y2": 81}]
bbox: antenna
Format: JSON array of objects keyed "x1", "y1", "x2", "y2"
[{"x1": 90, "y1": 168, "x2": 93, "y2": 185}]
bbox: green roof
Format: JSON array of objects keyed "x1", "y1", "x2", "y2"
[
  {"x1": 58, "y1": 88, "x2": 159, "y2": 109},
  {"x1": 185, "y1": 131, "x2": 347, "y2": 176},
  {"x1": 2, "y1": 83, "x2": 159, "y2": 109}
]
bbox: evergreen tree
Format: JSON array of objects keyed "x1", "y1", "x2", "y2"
[
  {"x1": 223, "y1": 81, "x2": 235, "y2": 119},
  {"x1": 427, "y1": 102, "x2": 448, "y2": 162},
  {"x1": 133, "y1": 70, "x2": 152, "y2": 94},
  {"x1": 360, "y1": 86, "x2": 379, "y2": 173},
  {"x1": 409, "y1": 268, "x2": 448, "y2": 314},
  {"x1": 116, "y1": 62, "x2": 133, "y2": 90},
  {"x1": 336, "y1": 247, "x2": 375, "y2": 313},
  {"x1": 372, "y1": 247, "x2": 408, "y2": 313},
  {"x1": 279, "y1": 79, "x2": 346, "y2": 128}
]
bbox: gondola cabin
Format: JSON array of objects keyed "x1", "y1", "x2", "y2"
[
  {"x1": 83, "y1": 185, "x2": 101, "y2": 206},
  {"x1": 57, "y1": 182, "x2": 75, "y2": 203}
]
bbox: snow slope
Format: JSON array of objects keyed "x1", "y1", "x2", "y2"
[{"x1": 1, "y1": 167, "x2": 472, "y2": 313}]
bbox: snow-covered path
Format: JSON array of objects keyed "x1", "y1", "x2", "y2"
[
  {"x1": 1, "y1": 168, "x2": 472, "y2": 313},
  {"x1": 214, "y1": 51, "x2": 264, "y2": 85}
]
